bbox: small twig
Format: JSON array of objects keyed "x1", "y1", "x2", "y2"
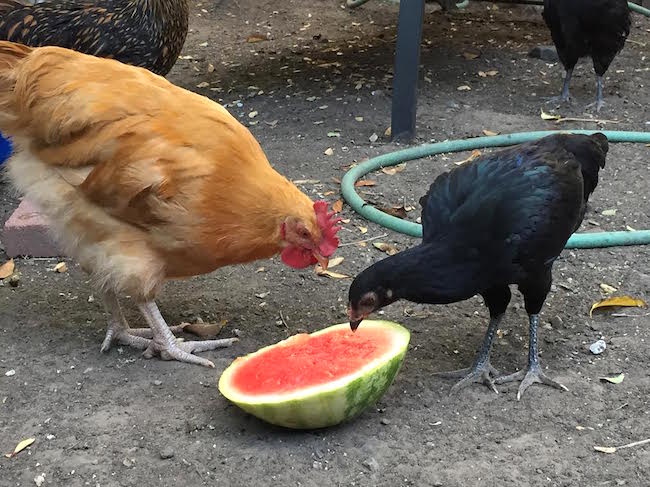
[
  {"x1": 611, "y1": 312, "x2": 650, "y2": 318},
  {"x1": 279, "y1": 311, "x2": 289, "y2": 329},
  {"x1": 340, "y1": 233, "x2": 388, "y2": 247},
  {"x1": 555, "y1": 117, "x2": 620, "y2": 124},
  {"x1": 617, "y1": 438, "x2": 650, "y2": 450},
  {"x1": 627, "y1": 39, "x2": 646, "y2": 47},
  {"x1": 615, "y1": 403, "x2": 629, "y2": 411}
]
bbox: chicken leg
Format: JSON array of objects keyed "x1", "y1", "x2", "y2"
[
  {"x1": 100, "y1": 291, "x2": 189, "y2": 353},
  {"x1": 547, "y1": 67, "x2": 573, "y2": 104},
  {"x1": 434, "y1": 313, "x2": 503, "y2": 394},
  {"x1": 585, "y1": 75, "x2": 605, "y2": 112},
  {"x1": 138, "y1": 300, "x2": 238, "y2": 368},
  {"x1": 495, "y1": 314, "x2": 568, "y2": 400},
  {"x1": 100, "y1": 291, "x2": 238, "y2": 367}
]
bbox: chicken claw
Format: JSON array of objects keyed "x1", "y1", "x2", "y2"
[
  {"x1": 435, "y1": 313, "x2": 503, "y2": 395},
  {"x1": 435, "y1": 362, "x2": 500, "y2": 395},
  {"x1": 495, "y1": 365, "x2": 568, "y2": 401},
  {"x1": 138, "y1": 300, "x2": 237, "y2": 368},
  {"x1": 100, "y1": 321, "x2": 189, "y2": 353}
]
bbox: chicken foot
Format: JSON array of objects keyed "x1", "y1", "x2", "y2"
[
  {"x1": 585, "y1": 75, "x2": 605, "y2": 112},
  {"x1": 100, "y1": 291, "x2": 191, "y2": 353},
  {"x1": 434, "y1": 314, "x2": 503, "y2": 394},
  {"x1": 138, "y1": 301, "x2": 238, "y2": 368},
  {"x1": 495, "y1": 314, "x2": 568, "y2": 400},
  {"x1": 547, "y1": 67, "x2": 573, "y2": 104}
]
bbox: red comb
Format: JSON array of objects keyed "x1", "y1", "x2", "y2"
[{"x1": 314, "y1": 200, "x2": 342, "y2": 257}]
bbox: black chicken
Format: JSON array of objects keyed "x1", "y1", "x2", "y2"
[
  {"x1": 542, "y1": 0, "x2": 631, "y2": 111},
  {"x1": 0, "y1": 0, "x2": 188, "y2": 76},
  {"x1": 348, "y1": 133, "x2": 608, "y2": 399}
]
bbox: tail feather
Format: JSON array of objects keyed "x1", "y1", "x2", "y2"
[
  {"x1": 575, "y1": 133, "x2": 608, "y2": 203},
  {"x1": 0, "y1": 41, "x2": 33, "y2": 131}
]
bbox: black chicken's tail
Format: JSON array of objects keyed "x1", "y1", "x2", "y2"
[{"x1": 560, "y1": 132, "x2": 608, "y2": 203}]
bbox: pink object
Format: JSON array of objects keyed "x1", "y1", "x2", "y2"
[{"x1": 2, "y1": 199, "x2": 63, "y2": 257}]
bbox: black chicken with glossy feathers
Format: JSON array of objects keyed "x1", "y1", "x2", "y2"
[
  {"x1": 542, "y1": 0, "x2": 631, "y2": 111},
  {"x1": 0, "y1": 0, "x2": 188, "y2": 76},
  {"x1": 348, "y1": 133, "x2": 608, "y2": 399}
]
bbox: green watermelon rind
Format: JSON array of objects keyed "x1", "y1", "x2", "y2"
[{"x1": 218, "y1": 320, "x2": 410, "y2": 429}]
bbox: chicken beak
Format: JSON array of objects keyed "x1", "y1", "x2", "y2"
[
  {"x1": 347, "y1": 307, "x2": 367, "y2": 332},
  {"x1": 313, "y1": 250, "x2": 329, "y2": 270}
]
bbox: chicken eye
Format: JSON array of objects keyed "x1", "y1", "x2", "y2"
[{"x1": 299, "y1": 228, "x2": 310, "y2": 239}]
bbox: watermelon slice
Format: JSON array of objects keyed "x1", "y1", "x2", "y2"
[{"x1": 218, "y1": 320, "x2": 410, "y2": 429}]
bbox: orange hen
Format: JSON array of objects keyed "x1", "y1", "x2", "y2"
[{"x1": 0, "y1": 41, "x2": 341, "y2": 367}]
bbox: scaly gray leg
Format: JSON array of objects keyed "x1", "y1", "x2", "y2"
[
  {"x1": 586, "y1": 75, "x2": 605, "y2": 112},
  {"x1": 100, "y1": 291, "x2": 190, "y2": 353},
  {"x1": 138, "y1": 301, "x2": 238, "y2": 368},
  {"x1": 435, "y1": 313, "x2": 503, "y2": 394},
  {"x1": 548, "y1": 68, "x2": 573, "y2": 104},
  {"x1": 495, "y1": 314, "x2": 568, "y2": 400}
]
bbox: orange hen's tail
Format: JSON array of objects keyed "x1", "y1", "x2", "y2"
[{"x1": 0, "y1": 41, "x2": 32, "y2": 128}]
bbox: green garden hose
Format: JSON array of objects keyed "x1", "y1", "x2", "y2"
[{"x1": 341, "y1": 130, "x2": 650, "y2": 249}]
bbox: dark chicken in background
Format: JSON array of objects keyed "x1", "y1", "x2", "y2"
[
  {"x1": 542, "y1": 0, "x2": 631, "y2": 111},
  {"x1": 348, "y1": 133, "x2": 608, "y2": 399},
  {"x1": 0, "y1": 0, "x2": 188, "y2": 76}
]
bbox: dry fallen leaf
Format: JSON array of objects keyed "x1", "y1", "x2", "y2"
[
  {"x1": 355, "y1": 180, "x2": 377, "y2": 187},
  {"x1": 358, "y1": 226, "x2": 368, "y2": 234},
  {"x1": 601, "y1": 209, "x2": 617, "y2": 216},
  {"x1": 541, "y1": 109, "x2": 561, "y2": 121},
  {"x1": 457, "y1": 85, "x2": 472, "y2": 91},
  {"x1": 599, "y1": 283, "x2": 617, "y2": 294},
  {"x1": 246, "y1": 34, "x2": 266, "y2": 43},
  {"x1": 183, "y1": 320, "x2": 227, "y2": 338},
  {"x1": 332, "y1": 199, "x2": 343, "y2": 213},
  {"x1": 373, "y1": 242, "x2": 399, "y2": 256},
  {"x1": 377, "y1": 205, "x2": 408, "y2": 219},
  {"x1": 315, "y1": 265, "x2": 350, "y2": 279},
  {"x1": 53, "y1": 262, "x2": 67, "y2": 273},
  {"x1": 482, "y1": 129, "x2": 499, "y2": 136},
  {"x1": 598, "y1": 373, "x2": 625, "y2": 384},
  {"x1": 324, "y1": 147, "x2": 334, "y2": 156},
  {"x1": 590, "y1": 296, "x2": 648, "y2": 317},
  {"x1": 462, "y1": 51, "x2": 480, "y2": 60},
  {"x1": 454, "y1": 149, "x2": 482, "y2": 166},
  {"x1": 5, "y1": 438, "x2": 35, "y2": 458},
  {"x1": 369, "y1": 133, "x2": 379, "y2": 143},
  {"x1": 384, "y1": 126, "x2": 392, "y2": 137},
  {"x1": 593, "y1": 446, "x2": 617, "y2": 454},
  {"x1": 381, "y1": 163, "x2": 406, "y2": 176},
  {"x1": 327, "y1": 256, "x2": 344, "y2": 269},
  {"x1": 0, "y1": 259, "x2": 15, "y2": 279}
]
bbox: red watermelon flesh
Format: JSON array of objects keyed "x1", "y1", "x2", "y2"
[{"x1": 231, "y1": 327, "x2": 392, "y2": 394}]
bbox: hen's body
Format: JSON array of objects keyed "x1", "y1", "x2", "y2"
[
  {"x1": 348, "y1": 133, "x2": 608, "y2": 398},
  {"x1": 0, "y1": 0, "x2": 188, "y2": 75},
  {"x1": 542, "y1": 0, "x2": 630, "y2": 110},
  {"x1": 0, "y1": 42, "x2": 339, "y2": 366}
]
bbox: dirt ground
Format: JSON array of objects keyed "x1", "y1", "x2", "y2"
[{"x1": 1, "y1": 1, "x2": 649, "y2": 486}]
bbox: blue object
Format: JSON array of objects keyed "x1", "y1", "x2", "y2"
[{"x1": 0, "y1": 133, "x2": 12, "y2": 166}]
